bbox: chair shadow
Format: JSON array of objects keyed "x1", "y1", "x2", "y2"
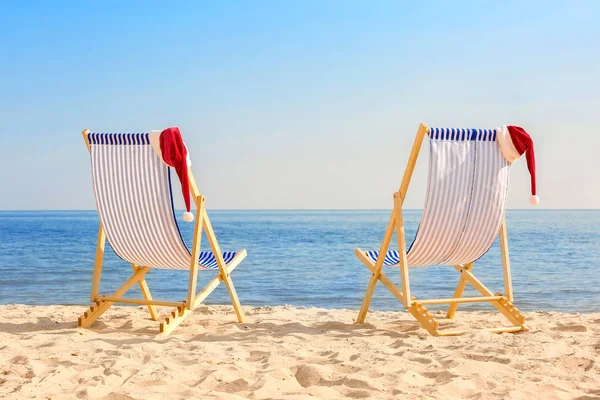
[
  {"x1": 138, "y1": 319, "x2": 418, "y2": 344},
  {"x1": 0, "y1": 315, "x2": 159, "y2": 337},
  {"x1": 0, "y1": 312, "x2": 425, "y2": 345},
  {"x1": 0, "y1": 317, "x2": 78, "y2": 335}
]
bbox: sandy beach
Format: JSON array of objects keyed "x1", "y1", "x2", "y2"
[{"x1": 0, "y1": 305, "x2": 598, "y2": 399}]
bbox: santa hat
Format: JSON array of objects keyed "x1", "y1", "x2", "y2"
[
  {"x1": 159, "y1": 127, "x2": 195, "y2": 222},
  {"x1": 496, "y1": 125, "x2": 539, "y2": 206}
]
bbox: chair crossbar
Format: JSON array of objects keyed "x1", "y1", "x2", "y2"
[
  {"x1": 94, "y1": 297, "x2": 185, "y2": 307},
  {"x1": 437, "y1": 326, "x2": 524, "y2": 336},
  {"x1": 416, "y1": 296, "x2": 504, "y2": 305}
]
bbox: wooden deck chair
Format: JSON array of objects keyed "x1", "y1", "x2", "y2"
[
  {"x1": 356, "y1": 123, "x2": 528, "y2": 336},
  {"x1": 78, "y1": 129, "x2": 246, "y2": 335}
]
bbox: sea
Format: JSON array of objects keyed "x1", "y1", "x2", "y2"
[{"x1": 0, "y1": 210, "x2": 598, "y2": 313}]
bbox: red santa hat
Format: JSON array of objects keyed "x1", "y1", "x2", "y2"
[
  {"x1": 159, "y1": 127, "x2": 195, "y2": 222},
  {"x1": 496, "y1": 125, "x2": 539, "y2": 206}
]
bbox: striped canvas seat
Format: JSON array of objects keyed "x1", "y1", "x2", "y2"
[
  {"x1": 88, "y1": 132, "x2": 236, "y2": 271},
  {"x1": 366, "y1": 127, "x2": 509, "y2": 267},
  {"x1": 198, "y1": 251, "x2": 238, "y2": 270},
  {"x1": 365, "y1": 250, "x2": 401, "y2": 266}
]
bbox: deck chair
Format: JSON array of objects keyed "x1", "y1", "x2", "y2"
[
  {"x1": 78, "y1": 129, "x2": 246, "y2": 335},
  {"x1": 355, "y1": 123, "x2": 528, "y2": 336}
]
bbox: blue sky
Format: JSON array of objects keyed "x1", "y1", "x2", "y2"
[{"x1": 0, "y1": 1, "x2": 598, "y2": 209}]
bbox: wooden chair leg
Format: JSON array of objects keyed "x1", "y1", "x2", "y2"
[
  {"x1": 187, "y1": 195, "x2": 205, "y2": 310},
  {"x1": 221, "y1": 273, "x2": 244, "y2": 323},
  {"x1": 203, "y1": 210, "x2": 246, "y2": 323},
  {"x1": 445, "y1": 262, "x2": 474, "y2": 319},
  {"x1": 132, "y1": 265, "x2": 158, "y2": 321},
  {"x1": 499, "y1": 218, "x2": 514, "y2": 302},
  {"x1": 356, "y1": 211, "x2": 396, "y2": 323},
  {"x1": 90, "y1": 223, "x2": 106, "y2": 301}
]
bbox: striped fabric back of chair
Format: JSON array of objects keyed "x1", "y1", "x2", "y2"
[
  {"x1": 88, "y1": 133, "x2": 192, "y2": 270},
  {"x1": 405, "y1": 128, "x2": 510, "y2": 267}
]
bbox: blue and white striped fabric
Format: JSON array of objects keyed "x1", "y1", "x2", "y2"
[
  {"x1": 198, "y1": 251, "x2": 237, "y2": 269},
  {"x1": 366, "y1": 127, "x2": 510, "y2": 267},
  {"x1": 88, "y1": 132, "x2": 235, "y2": 270}
]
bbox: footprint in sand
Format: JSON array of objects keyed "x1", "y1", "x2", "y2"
[
  {"x1": 422, "y1": 370, "x2": 459, "y2": 384},
  {"x1": 320, "y1": 350, "x2": 340, "y2": 358},
  {"x1": 551, "y1": 324, "x2": 587, "y2": 332},
  {"x1": 390, "y1": 339, "x2": 407, "y2": 349},
  {"x1": 247, "y1": 350, "x2": 270, "y2": 363},
  {"x1": 397, "y1": 324, "x2": 421, "y2": 333},
  {"x1": 407, "y1": 356, "x2": 433, "y2": 365},
  {"x1": 332, "y1": 363, "x2": 362, "y2": 375},
  {"x1": 461, "y1": 353, "x2": 511, "y2": 364},
  {"x1": 219, "y1": 377, "x2": 250, "y2": 393},
  {"x1": 295, "y1": 364, "x2": 380, "y2": 395},
  {"x1": 335, "y1": 377, "x2": 379, "y2": 391},
  {"x1": 316, "y1": 321, "x2": 352, "y2": 331},
  {"x1": 345, "y1": 389, "x2": 374, "y2": 398},
  {"x1": 557, "y1": 357, "x2": 594, "y2": 372},
  {"x1": 7, "y1": 355, "x2": 35, "y2": 379},
  {"x1": 38, "y1": 341, "x2": 58, "y2": 348},
  {"x1": 98, "y1": 393, "x2": 137, "y2": 400},
  {"x1": 295, "y1": 364, "x2": 329, "y2": 388},
  {"x1": 1, "y1": 356, "x2": 35, "y2": 396}
]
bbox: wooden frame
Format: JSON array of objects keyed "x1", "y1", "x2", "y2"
[
  {"x1": 355, "y1": 123, "x2": 528, "y2": 336},
  {"x1": 78, "y1": 129, "x2": 246, "y2": 336}
]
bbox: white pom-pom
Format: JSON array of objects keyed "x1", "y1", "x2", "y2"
[
  {"x1": 529, "y1": 195, "x2": 539, "y2": 206},
  {"x1": 183, "y1": 211, "x2": 194, "y2": 222}
]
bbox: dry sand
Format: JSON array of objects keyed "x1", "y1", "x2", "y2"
[{"x1": 0, "y1": 304, "x2": 598, "y2": 399}]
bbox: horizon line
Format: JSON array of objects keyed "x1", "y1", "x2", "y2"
[{"x1": 0, "y1": 208, "x2": 598, "y2": 212}]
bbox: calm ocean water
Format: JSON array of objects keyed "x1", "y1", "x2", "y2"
[{"x1": 0, "y1": 210, "x2": 598, "y2": 312}]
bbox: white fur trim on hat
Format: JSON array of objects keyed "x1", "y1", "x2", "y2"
[
  {"x1": 149, "y1": 130, "x2": 165, "y2": 164},
  {"x1": 184, "y1": 143, "x2": 192, "y2": 167},
  {"x1": 183, "y1": 211, "x2": 194, "y2": 222},
  {"x1": 496, "y1": 125, "x2": 521, "y2": 163},
  {"x1": 529, "y1": 195, "x2": 539, "y2": 206}
]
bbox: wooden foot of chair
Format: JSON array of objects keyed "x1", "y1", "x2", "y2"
[
  {"x1": 408, "y1": 300, "x2": 440, "y2": 336},
  {"x1": 159, "y1": 305, "x2": 192, "y2": 336},
  {"x1": 78, "y1": 300, "x2": 106, "y2": 328},
  {"x1": 411, "y1": 295, "x2": 527, "y2": 336},
  {"x1": 77, "y1": 267, "x2": 151, "y2": 329},
  {"x1": 494, "y1": 294, "x2": 527, "y2": 328},
  {"x1": 454, "y1": 266, "x2": 527, "y2": 329}
]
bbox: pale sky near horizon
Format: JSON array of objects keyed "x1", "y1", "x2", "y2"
[{"x1": 0, "y1": 1, "x2": 598, "y2": 210}]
